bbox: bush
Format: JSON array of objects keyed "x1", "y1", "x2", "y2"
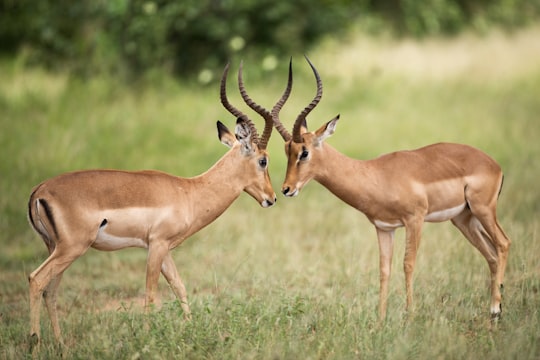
[{"x1": 102, "y1": 0, "x2": 362, "y2": 77}]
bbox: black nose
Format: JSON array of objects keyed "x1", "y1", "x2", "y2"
[{"x1": 282, "y1": 187, "x2": 290, "y2": 195}]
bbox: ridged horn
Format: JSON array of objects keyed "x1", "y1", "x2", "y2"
[
  {"x1": 220, "y1": 62, "x2": 259, "y2": 143},
  {"x1": 237, "y1": 61, "x2": 273, "y2": 150},
  {"x1": 292, "y1": 55, "x2": 322, "y2": 143},
  {"x1": 271, "y1": 57, "x2": 293, "y2": 142}
]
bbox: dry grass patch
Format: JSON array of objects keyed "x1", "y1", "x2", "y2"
[{"x1": 317, "y1": 25, "x2": 540, "y2": 83}]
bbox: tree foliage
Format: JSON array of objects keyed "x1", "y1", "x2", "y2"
[{"x1": 1, "y1": 0, "x2": 538, "y2": 78}]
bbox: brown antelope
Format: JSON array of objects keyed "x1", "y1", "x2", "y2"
[
  {"x1": 272, "y1": 57, "x2": 511, "y2": 320},
  {"x1": 26, "y1": 61, "x2": 285, "y2": 346}
]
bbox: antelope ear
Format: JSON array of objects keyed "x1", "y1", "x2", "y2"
[
  {"x1": 217, "y1": 121, "x2": 235, "y2": 148},
  {"x1": 234, "y1": 118, "x2": 255, "y2": 154},
  {"x1": 314, "y1": 114, "x2": 340, "y2": 146}
]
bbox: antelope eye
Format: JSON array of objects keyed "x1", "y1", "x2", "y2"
[
  {"x1": 259, "y1": 157, "x2": 267, "y2": 168},
  {"x1": 299, "y1": 149, "x2": 309, "y2": 160}
]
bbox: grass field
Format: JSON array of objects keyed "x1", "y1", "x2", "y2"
[{"x1": 1, "y1": 26, "x2": 539, "y2": 359}]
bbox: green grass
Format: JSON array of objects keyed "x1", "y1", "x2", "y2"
[{"x1": 1, "y1": 27, "x2": 540, "y2": 359}]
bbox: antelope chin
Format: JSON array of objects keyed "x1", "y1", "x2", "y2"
[
  {"x1": 261, "y1": 198, "x2": 276, "y2": 208},
  {"x1": 286, "y1": 189, "x2": 299, "y2": 197}
]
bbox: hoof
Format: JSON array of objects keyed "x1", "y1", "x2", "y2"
[
  {"x1": 490, "y1": 311, "x2": 501, "y2": 321},
  {"x1": 490, "y1": 303, "x2": 502, "y2": 322},
  {"x1": 28, "y1": 333, "x2": 39, "y2": 354}
]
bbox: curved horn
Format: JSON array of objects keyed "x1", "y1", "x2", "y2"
[
  {"x1": 292, "y1": 55, "x2": 322, "y2": 143},
  {"x1": 271, "y1": 57, "x2": 293, "y2": 142},
  {"x1": 237, "y1": 61, "x2": 273, "y2": 149},
  {"x1": 220, "y1": 62, "x2": 259, "y2": 143}
]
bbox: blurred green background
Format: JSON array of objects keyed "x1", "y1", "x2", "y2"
[{"x1": 2, "y1": 0, "x2": 540, "y2": 79}]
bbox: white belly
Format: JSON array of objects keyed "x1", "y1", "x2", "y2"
[
  {"x1": 373, "y1": 203, "x2": 466, "y2": 231},
  {"x1": 424, "y1": 203, "x2": 466, "y2": 222},
  {"x1": 93, "y1": 227, "x2": 148, "y2": 251},
  {"x1": 373, "y1": 219, "x2": 403, "y2": 231},
  {"x1": 90, "y1": 206, "x2": 177, "y2": 251}
]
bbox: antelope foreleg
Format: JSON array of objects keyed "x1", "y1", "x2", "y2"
[
  {"x1": 376, "y1": 228, "x2": 395, "y2": 321},
  {"x1": 403, "y1": 219, "x2": 423, "y2": 313},
  {"x1": 145, "y1": 242, "x2": 170, "y2": 310},
  {"x1": 161, "y1": 253, "x2": 191, "y2": 319}
]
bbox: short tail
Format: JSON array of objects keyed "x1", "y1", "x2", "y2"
[
  {"x1": 497, "y1": 174, "x2": 504, "y2": 199},
  {"x1": 28, "y1": 189, "x2": 57, "y2": 253}
]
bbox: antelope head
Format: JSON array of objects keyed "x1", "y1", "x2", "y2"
[
  {"x1": 272, "y1": 56, "x2": 340, "y2": 197},
  {"x1": 219, "y1": 62, "x2": 277, "y2": 207},
  {"x1": 219, "y1": 60, "x2": 290, "y2": 207}
]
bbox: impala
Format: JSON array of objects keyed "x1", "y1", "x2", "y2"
[
  {"x1": 26, "y1": 61, "x2": 284, "y2": 347},
  {"x1": 272, "y1": 57, "x2": 511, "y2": 320}
]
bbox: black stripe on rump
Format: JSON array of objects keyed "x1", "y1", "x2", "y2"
[{"x1": 39, "y1": 198, "x2": 59, "y2": 238}]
